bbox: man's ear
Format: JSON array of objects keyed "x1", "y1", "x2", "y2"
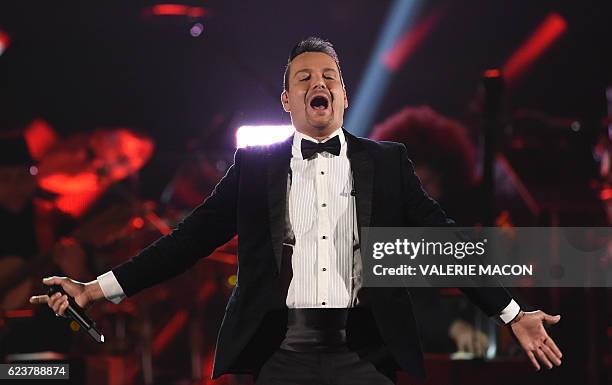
[
  {"x1": 281, "y1": 90, "x2": 290, "y2": 112},
  {"x1": 343, "y1": 87, "x2": 349, "y2": 109}
]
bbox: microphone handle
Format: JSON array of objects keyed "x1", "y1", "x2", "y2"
[
  {"x1": 65, "y1": 297, "x2": 93, "y2": 329},
  {"x1": 46, "y1": 285, "x2": 104, "y2": 343}
]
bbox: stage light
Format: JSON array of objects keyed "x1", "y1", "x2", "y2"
[
  {"x1": 190, "y1": 22, "x2": 204, "y2": 37},
  {"x1": 227, "y1": 274, "x2": 237, "y2": 287},
  {"x1": 382, "y1": 6, "x2": 444, "y2": 72},
  {"x1": 601, "y1": 188, "x2": 612, "y2": 201},
  {"x1": 0, "y1": 29, "x2": 9, "y2": 56},
  {"x1": 235, "y1": 125, "x2": 294, "y2": 148},
  {"x1": 24, "y1": 119, "x2": 58, "y2": 161},
  {"x1": 503, "y1": 12, "x2": 567, "y2": 86},
  {"x1": 131, "y1": 217, "x2": 145, "y2": 229},
  {"x1": 346, "y1": 0, "x2": 427, "y2": 137},
  {"x1": 149, "y1": 4, "x2": 206, "y2": 18},
  {"x1": 484, "y1": 69, "x2": 502, "y2": 79}
]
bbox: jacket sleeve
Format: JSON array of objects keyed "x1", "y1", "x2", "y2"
[
  {"x1": 112, "y1": 148, "x2": 242, "y2": 297},
  {"x1": 398, "y1": 144, "x2": 513, "y2": 317}
]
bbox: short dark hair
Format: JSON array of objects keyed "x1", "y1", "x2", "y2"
[{"x1": 283, "y1": 36, "x2": 343, "y2": 90}]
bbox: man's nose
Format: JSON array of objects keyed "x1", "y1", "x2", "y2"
[{"x1": 311, "y1": 77, "x2": 327, "y2": 90}]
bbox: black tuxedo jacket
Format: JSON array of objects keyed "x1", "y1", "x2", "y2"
[{"x1": 112, "y1": 130, "x2": 512, "y2": 379}]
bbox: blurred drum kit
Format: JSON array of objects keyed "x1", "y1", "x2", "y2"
[{"x1": 1, "y1": 124, "x2": 240, "y2": 384}]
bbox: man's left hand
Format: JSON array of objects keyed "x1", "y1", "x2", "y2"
[{"x1": 510, "y1": 310, "x2": 562, "y2": 370}]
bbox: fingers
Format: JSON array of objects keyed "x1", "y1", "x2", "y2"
[
  {"x1": 42, "y1": 276, "x2": 80, "y2": 298},
  {"x1": 47, "y1": 292, "x2": 61, "y2": 310},
  {"x1": 48, "y1": 293, "x2": 69, "y2": 317},
  {"x1": 29, "y1": 277, "x2": 67, "y2": 305},
  {"x1": 535, "y1": 346, "x2": 553, "y2": 369},
  {"x1": 513, "y1": 310, "x2": 562, "y2": 371},
  {"x1": 31, "y1": 277, "x2": 82, "y2": 318},
  {"x1": 527, "y1": 350, "x2": 540, "y2": 371},
  {"x1": 42, "y1": 276, "x2": 66, "y2": 287},
  {"x1": 57, "y1": 297, "x2": 70, "y2": 317},
  {"x1": 540, "y1": 344, "x2": 562, "y2": 367},
  {"x1": 29, "y1": 295, "x2": 49, "y2": 304},
  {"x1": 545, "y1": 337, "x2": 563, "y2": 359},
  {"x1": 542, "y1": 312, "x2": 561, "y2": 324}
]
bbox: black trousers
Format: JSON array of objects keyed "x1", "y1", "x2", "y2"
[
  {"x1": 254, "y1": 309, "x2": 397, "y2": 385},
  {"x1": 255, "y1": 347, "x2": 396, "y2": 385}
]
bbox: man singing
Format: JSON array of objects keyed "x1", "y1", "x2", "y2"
[{"x1": 31, "y1": 37, "x2": 562, "y2": 384}]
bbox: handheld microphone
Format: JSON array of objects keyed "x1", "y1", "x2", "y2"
[{"x1": 47, "y1": 285, "x2": 105, "y2": 343}]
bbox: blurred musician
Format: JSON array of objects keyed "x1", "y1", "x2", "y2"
[
  {"x1": 0, "y1": 131, "x2": 90, "y2": 361},
  {"x1": 372, "y1": 106, "x2": 489, "y2": 356}
]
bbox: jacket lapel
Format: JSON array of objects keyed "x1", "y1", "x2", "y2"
[
  {"x1": 344, "y1": 129, "x2": 374, "y2": 236},
  {"x1": 266, "y1": 136, "x2": 293, "y2": 272}
]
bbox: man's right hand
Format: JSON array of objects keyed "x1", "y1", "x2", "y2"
[{"x1": 29, "y1": 276, "x2": 104, "y2": 317}]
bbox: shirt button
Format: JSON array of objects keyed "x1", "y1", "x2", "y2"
[
  {"x1": 321, "y1": 203, "x2": 327, "y2": 207},
  {"x1": 322, "y1": 235, "x2": 327, "y2": 240},
  {"x1": 322, "y1": 267, "x2": 327, "y2": 271},
  {"x1": 322, "y1": 302, "x2": 326, "y2": 306},
  {"x1": 320, "y1": 171, "x2": 325, "y2": 175}
]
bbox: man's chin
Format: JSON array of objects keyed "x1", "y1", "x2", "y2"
[{"x1": 306, "y1": 116, "x2": 335, "y2": 131}]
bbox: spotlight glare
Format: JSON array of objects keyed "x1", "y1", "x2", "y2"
[{"x1": 235, "y1": 125, "x2": 294, "y2": 148}]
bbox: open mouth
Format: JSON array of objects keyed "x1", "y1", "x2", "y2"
[{"x1": 309, "y1": 95, "x2": 330, "y2": 110}]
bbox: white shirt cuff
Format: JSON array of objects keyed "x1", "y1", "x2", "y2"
[
  {"x1": 498, "y1": 299, "x2": 521, "y2": 324},
  {"x1": 97, "y1": 271, "x2": 126, "y2": 304}
]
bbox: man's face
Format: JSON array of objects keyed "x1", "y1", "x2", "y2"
[{"x1": 281, "y1": 52, "x2": 348, "y2": 137}]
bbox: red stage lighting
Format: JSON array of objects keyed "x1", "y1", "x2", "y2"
[
  {"x1": 3, "y1": 309, "x2": 34, "y2": 318},
  {"x1": 483, "y1": 69, "x2": 502, "y2": 79},
  {"x1": 147, "y1": 4, "x2": 207, "y2": 18},
  {"x1": 152, "y1": 310, "x2": 189, "y2": 357},
  {"x1": 0, "y1": 29, "x2": 10, "y2": 55},
  {"x1": 381, "y1": 6, "x2": 445, "y2": 72},
  {"x1": 23, "y1": 119, "x2": 58, "y2": 161},
  {"x1": 503, "y1": 12, "x2": 567, "y2": 86},
  {"x1": 600, "y1": 187, "x2": 612, "y2": 201},
  {"x1": 131, "y1": 217, "x2": 145, "y2": 229}
]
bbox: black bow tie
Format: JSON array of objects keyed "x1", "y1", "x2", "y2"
[{"x1": 300, "y1": 135, "x2": 341, "y2": 159}]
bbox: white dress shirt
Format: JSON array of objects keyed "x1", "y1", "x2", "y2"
[
  {"x1": 286, "y1": 127, "x2": 357, "y2": 308},
  {"x1": 97, "y1": 127, "x2": 520, "y2": 322}
]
